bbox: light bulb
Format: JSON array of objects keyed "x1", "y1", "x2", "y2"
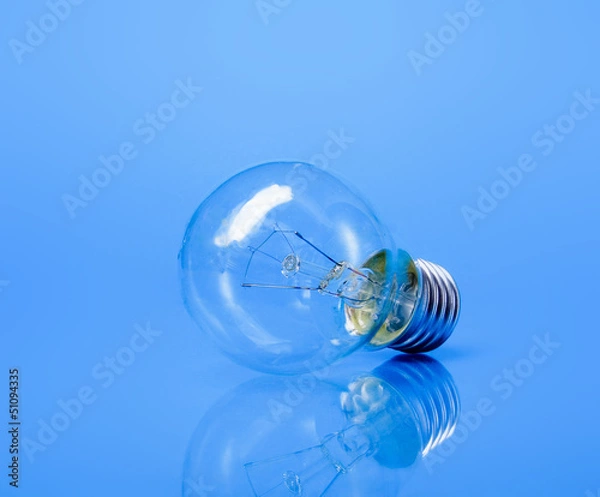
[
  {"x1": 179, "y1": 162, "x2": 461, "y2": 374},
  {"x1": 181, "y1": 355, "x2": 460, "y2": 497}
]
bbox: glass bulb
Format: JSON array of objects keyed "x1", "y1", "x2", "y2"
[{"x1": 179, "y1": 162, "x2": 460, "y2": 374}]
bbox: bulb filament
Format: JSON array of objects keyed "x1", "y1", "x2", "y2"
[{"x1": 241, "y1": 227, "x2": 383, "y2": 306}]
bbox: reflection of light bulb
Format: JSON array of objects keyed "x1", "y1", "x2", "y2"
[
  {"x1": 182, "y1": 355, "x2": 460, "y2": 497},
  {"x1": 180, "y1": 162, "x2": 461, "y2": 374},
  {"x1": 239, "y1": 355, "x2": 460, "y2": 497}
]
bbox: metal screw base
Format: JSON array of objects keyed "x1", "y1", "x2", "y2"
[{"x1": 389, "y1": 259, "x2": 460, "y2": 353}]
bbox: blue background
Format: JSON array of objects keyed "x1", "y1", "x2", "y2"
[{"x1": 1, "y1": 0, "x2": 599, "y2": 495}]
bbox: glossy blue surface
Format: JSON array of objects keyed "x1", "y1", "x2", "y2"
[{"x1": 2, "y1": 1, "x2": 599, "y2": 496}]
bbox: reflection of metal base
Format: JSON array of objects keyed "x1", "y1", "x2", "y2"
[
  {"x1": 389, "y1": 260, "x2": 461, "y2": 353},
  {"x1": 372, "y1": 355, "x2": 461, "y2": 464}
]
